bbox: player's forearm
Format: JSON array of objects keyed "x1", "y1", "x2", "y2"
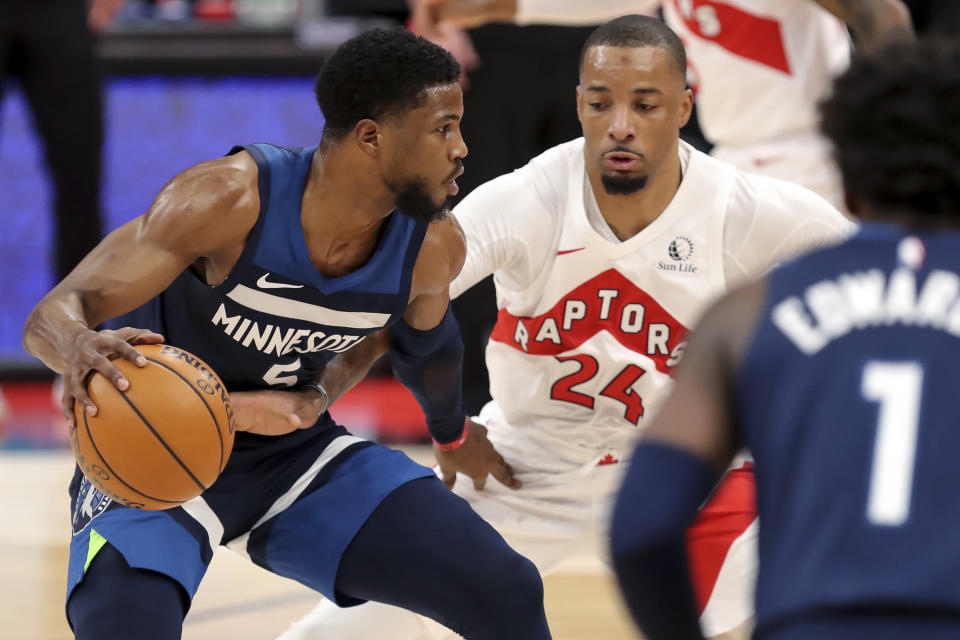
[
  {"x1": 315, "y1": 329, "x2": 390, "y2": 407},
  {"x1": 610, "y1": 442, "x2": 717, "y2": 640},
  {"x1": 813, "y1": 0, "x2": 914, "y2": 50},
  {"x1": 23, "y1": 291, "x2": 96, "y2": 373},
  {"x1": 390, "y1": 306, "x2": 467, "y2": 444}
]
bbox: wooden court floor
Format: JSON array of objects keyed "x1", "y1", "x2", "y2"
[{"x1": 1, "y1": 448, "x2": 642, "y2": 640}]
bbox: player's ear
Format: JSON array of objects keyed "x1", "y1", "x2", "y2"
[
  {"x1": 354, "y1": 119, "x2": 382, "y2": 156},
  {"x1": 678, "y1": 87, "x2": 694, "y2": 129},
  {"x1": 575, "y1": 84, "x2": 585, "y2": 124}
]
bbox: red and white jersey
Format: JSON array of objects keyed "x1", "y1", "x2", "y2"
[
  {"x1": 451, "y1": 139, "x2": 852, "y2": 466},
  {"x1": 516, "y1": 0, "x2": 851, "y2": 148}
]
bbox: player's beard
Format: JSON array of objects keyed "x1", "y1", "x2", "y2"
[
  {"x1": 391, "y1": 177, "x2": 451, "y2": 223},
  {"x1": 601, "y1": 173, "x2": 649, "y2": 195}
]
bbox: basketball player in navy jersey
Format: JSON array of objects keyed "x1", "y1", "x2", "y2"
[
  {"x1": 22, "y1": 28, "x2": 550, "y2": 640},
  {"x1": 609, "y1": 38, "x2": 960, "y2": 640}
]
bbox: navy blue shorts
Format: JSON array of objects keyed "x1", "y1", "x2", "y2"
[{"x1": 66, "y1": 415, "x2": 433, "y2": 607}]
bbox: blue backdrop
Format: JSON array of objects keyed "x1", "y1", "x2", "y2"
[{"x1": 0, "y1": 76, "x2": 326, "y2": 363}]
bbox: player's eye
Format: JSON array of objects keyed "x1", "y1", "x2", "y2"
[
  {"x1": 438, "y1": 124, "x2": 451, "y2": 135},
  {"x1": 637, "y1": 104, "x2": 656, "y2": 112},
  {"x1": 589, "y1": 102, "x2": 607, "y2": 111}
]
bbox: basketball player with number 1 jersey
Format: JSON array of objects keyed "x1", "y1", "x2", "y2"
[
  {"x1": 611, "y1": 38, "x2": 960, "y2": 640},
  {"x1": 282, "y1": 16, "x2": 853, "y2": 640}
]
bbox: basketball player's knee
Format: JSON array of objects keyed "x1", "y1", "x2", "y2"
[{"x1": 481, "y1": 549, "x2": 544, "y2": 611}]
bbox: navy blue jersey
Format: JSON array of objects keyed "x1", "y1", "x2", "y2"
[
  {"x1": 117, "y1": 143, "x2": 427, "y2": 393},
  {"x1": 738, "y1": 223, "x2": 960, "y2": 632}
]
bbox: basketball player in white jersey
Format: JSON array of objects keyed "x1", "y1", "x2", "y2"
[
  {"x1": 407, "y1": 0, "x2": 913, "y2": 210},
  {"x1": 281, "y1": 16, "x2": 853, "y2": 640}
]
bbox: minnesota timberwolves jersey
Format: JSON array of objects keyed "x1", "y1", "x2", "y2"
[
  {"x1": 118, "y1": 143, "x2": 427, "y2": 394},
  {"x1": 69, "y1": 145, "x2": 437, "y2": 602},
  {"x1": 738, "y1": 223, "x2": 960, "y2": 631}
]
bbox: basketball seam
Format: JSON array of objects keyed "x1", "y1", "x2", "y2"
[
  {"x1": 145, "y1": 356, "x2": 226, "y2": 473},
  {"x1": 114, "y1": 387, "x2": 208, "y2": 492},
  {"x1": 81, "y1": 408, "x2": 183, "y2": 505}
]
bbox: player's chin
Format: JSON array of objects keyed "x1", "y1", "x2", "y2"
[
  {"x1": 432, "y1": 189, "x2": 454, "y2": 212},
  {"x1": 432, "y1": 197, "x2": 453, "y2": 220},
  {"x1": 599, "y1": 170, "x2": 649, "y2": 195}
]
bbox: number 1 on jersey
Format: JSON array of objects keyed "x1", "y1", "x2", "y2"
[{"x1": 862, "y1": 361, "x2": 924, "y2": 527}]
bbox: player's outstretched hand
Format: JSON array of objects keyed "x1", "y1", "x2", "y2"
[
  {"x1": 230, "y1": 388, "x2": 326, "y2": 436},
  {"x1": 435, "y1": 420, "x2": 521, "y2": 491},
  {"x1": 61, "y1": 327, "x2": 165, "y2": 429}
]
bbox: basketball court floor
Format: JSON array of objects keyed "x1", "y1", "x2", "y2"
[{"x1": 1, "y1": 385, "x2": 642, "y2": 640}]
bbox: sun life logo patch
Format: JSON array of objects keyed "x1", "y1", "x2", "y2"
[{"x1": 668, "y1": 236, "x2": 694, "y2": 261}]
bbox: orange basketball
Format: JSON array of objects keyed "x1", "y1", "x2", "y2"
[{"x1": 70, "y1": 344, "x2": 236, "y2": 510}]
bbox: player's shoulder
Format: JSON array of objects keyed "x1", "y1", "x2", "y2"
[
  {"x1": 722, "y1": 162, "x2": 854, "y2": 238},
  {"x1": 732, "y1": 164, "x2": 837, "y2": 216},
  {"x1": 525, "y1": 137, "x2": 585, "y2": 173},
  {"x1": 454, "y1": 139, "x2": 582, "y2": 227},
  {"x1": 177, "y1": 151, "x2": 259, "y2": 203},
  {"x1": 414, "y1": 214, "x2": 467, "y2": 294},
  {"x1": 478, "y1": 137, "x2": 580, "y2": 197},
  {"x1": 143, "y1": 152, "x2": 260, "y2": 248}
]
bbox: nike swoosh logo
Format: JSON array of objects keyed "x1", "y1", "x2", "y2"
[
  {"x1": 556, "y1": 248, "x2": 586, "y2": 256},
  {"x1": 257, "y1": 273, "x2": 304, "y2": 289}
]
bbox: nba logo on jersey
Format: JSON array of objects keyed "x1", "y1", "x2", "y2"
[{"x1": 72, "y1": 477, "x2": 112, "y2": 535}]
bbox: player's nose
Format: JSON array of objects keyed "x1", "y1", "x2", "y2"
[
  {"x1": 452, "y1": 131, "x2": 468, "y2": 160},
  {"x1": 607, "y1": 105, "x2": 636, "y2": 142}
]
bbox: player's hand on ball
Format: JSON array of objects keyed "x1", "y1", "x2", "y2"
[
  {"x1": 435, "y1": 420, "x2": 521, "y2": 491},
  {"x1": 230, "y1": 388, "x2": 326, "y2": 436},
  {"x1": 61, "y1": 327, "x2": 165, "y2": 429}
]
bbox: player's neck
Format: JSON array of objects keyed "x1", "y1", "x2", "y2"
[
  {"x1": 587, "y1": 148, "x2": 682, "y2": 242},
  {"x1": 298, "y1": 147, "x2": 395, "y2": 277}
]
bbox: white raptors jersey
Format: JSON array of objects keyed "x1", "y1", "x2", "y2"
[
  {"x1": 516, "y1": 0, "x2": 851, "y2": 149},
  {"x1": 451, "y1": 139, "x2": 852, "y2": 466}
]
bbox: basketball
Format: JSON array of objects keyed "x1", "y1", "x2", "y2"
[{"x1": 70, "y1": 344, "x2": 236, "y2": 510}]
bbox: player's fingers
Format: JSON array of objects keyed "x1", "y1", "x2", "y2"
[
  {"x1": 472, "y1": 473, "x2": 487, "y2": 492},
  {"x1": 127, "y1": 330, "x2": 164, "y2": 346},
  {"x1": 90, "y1": 332, "x2": 142, "y2": 371},
  {"x1": 440, "y1": 466, "x2": 457, "y2": 489},
  {"x1": 61, "y1": 390, "x2": 77, "y2": 428},
  {"x1": 288, "y1": 413, "x2": 302, "y2": 428},
  {"x1": 70, "y1": 376, "x2": 98, "y2": 418},
  {"x1": 111, "y1": 340, "x2": 148, "y2": 368},
  {"x1": 89, "y1": 352, "x2": 129, "y2": 392},
  {"x1": 112, "y1": 327, "x2": 164, "y2": 348},
  {"x1": 493, "y1": 458, "x2": 521, "y2": 490}
]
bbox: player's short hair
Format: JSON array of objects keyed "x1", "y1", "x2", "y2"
[
  {"x1": 821, "y1": 39, "x2": 960, "y2": 220},
  {"x1": 315, "y1": 28, "x2": 461, "y2": 142},
  {"x1": 579, "y1": 15, "x2": 687, "y2": 80}
]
